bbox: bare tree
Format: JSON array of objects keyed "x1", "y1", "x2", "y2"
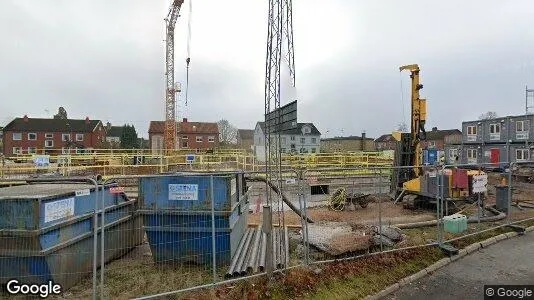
[
  {"x1": 396, "y1": 122, "x2": 408, "y2": 132},
  {"x1": 217, "y1": 119, "x2": 238, "y2": 145},
  {"x1": 478, "y1": 111, "x2": 498, "y2": 120}
]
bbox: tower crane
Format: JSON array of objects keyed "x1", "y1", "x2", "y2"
[{"x1": 164, "y1": 0, "x2": 191, "y2": 151}]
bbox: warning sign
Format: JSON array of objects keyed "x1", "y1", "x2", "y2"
[{"x1": 472, "y1": 174, "x2": 488, "y2": 193}]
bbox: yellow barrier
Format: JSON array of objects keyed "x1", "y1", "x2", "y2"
[{"x1": 1, "y1": 150, "x2": 393, "y2": 179}]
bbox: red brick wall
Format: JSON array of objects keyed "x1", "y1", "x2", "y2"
[
  {"x1": 3, "y1": 127, "x2": 105, "y2": 156},
  {"x1": 178, "y1": 133, "x2": 219, "y2": 149}
]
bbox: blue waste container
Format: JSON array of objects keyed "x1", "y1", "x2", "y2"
[
  {"x1": 0, "y1": 182, "x2": 143, "y2": 290},
  {"x1": 138, "y1": 172, "x2": 248, "y2": 267}
]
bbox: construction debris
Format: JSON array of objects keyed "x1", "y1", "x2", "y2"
[{"x1": 304, "y1": 222, "x2": 372, "y2": 256}]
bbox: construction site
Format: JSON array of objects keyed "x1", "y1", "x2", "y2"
[{"x1": 2, "y1": 1, "x2": 534, "y2": 300}]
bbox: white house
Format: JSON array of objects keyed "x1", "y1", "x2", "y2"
[{"x1": 253, "y1": 121, "x2": 321, "y2": 162}]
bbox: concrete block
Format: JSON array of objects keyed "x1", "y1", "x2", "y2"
[
  {"x1": 406, "y1": 269, "x2": 428, "y2": 284},
  {"x1": 480, "y1": 237, "x2": 498, "y2": 248},
  {"x1": 464, "y1": 243, "x2": 481, "y2": 254},
  {"x1": 372, "y1": 283, "x2": 400, "y2": 299},
  {"x1": 494, "y1": 233, "x2": 508, "y2": 242},
  {"x1": 450, "y1": 249, "x2": 468, "y2": 262},
  {"x1": 424, "y1": 258, "x2": 450, "y2": 275},
  {"x1": 505, "y1": 231, "x2": 519, "y2": 238}
]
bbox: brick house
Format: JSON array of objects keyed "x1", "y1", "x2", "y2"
[
  {"x1": 321, "y1": 133, "x2": 375, "y2": 152},
  {"x1": 374, "y1": 134, "x2": 397, "y2": 150},
  {"x1": 420, "y1": 127, "x2": 462, "y2": 150},
  {"x1": 104, "y1": 122, "x2": 123, "y2": 146},
  {"x1": 2, "y1": 115, "x2": 106, "y2": 156},
  {"x1": 237, "y1": 129, "x2": 254, "y2": 152},
  {"x1": 149, "y1": 118, "x2": 220, "y2": 153}
]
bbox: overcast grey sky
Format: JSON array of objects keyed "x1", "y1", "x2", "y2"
[{"x1": 1, "y1": 0, "x2": 533, "y2": 139}]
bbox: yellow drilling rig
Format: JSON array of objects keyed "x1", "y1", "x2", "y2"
[{"x1": 391, "y1": 64, "x2": 486, "y2": 211}]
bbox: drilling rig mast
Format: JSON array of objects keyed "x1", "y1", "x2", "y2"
[{"x1": 164, "y1": 0, "x2": 185, "y2": 151}]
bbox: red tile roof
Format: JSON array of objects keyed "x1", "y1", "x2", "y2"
[{"x1": 149, "y1": 120, "x2": 219, "y2": 134}]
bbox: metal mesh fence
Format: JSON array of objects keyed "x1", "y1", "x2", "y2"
[{"x1": 1, "y1": 162, "x2": 534, "y2": 299}]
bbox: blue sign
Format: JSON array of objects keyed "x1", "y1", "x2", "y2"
[
  {"x1": 427, "y1": 149, "x2": 438, "y2": 165},
  {"x1": 186, "y1": 154, "x2": 195, "y2": 163}
]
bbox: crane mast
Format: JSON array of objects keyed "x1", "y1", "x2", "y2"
[{"x1": 164, "y1": 0, "x2": 185, "y2": 151}]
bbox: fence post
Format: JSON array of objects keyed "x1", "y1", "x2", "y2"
[
  {"x1": 100, "y1": 184, "x2": 105, "y2": 299},
  {"x1": 378, "y1": 168, "x2": 383, "y2": 252},
  {"x1": 210, "y1": 175, "x2": 217, "y2": 284},
  {"x1": 506, "y1": 162, "x2": 514, "y2": 224},
  {"x1": 262, "y1": 205, "x2": 273, "y2": 277},
  {"x1": 92, "y1": 180, "x2": 99, "y2": 300},
  {"x1": 301, "y1": 169, "x2": 310, "y2": 265},
  {"x1": 436, "y1": 167, "x2": 443, "y2": 247}
]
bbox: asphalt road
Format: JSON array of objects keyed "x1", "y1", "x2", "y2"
[{"x1": 384, "y1": 231, "x2": 534, "y2": 300}]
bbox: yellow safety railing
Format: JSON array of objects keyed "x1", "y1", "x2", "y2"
[{"x1": 0, "y1": 150, "x2": 393, "y2": 179}]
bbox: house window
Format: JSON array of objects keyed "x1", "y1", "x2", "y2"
[
  {"x1": 517, "y1": 121, "x2": 525, "y2": 132},
  {"x1": 208, "y1": 136, "x2": 215, "y2": 142},
  {"x1": 311, "y1": 148, "x2": 316, "y2": 153},
  {"x1": 311, "y1": 138, "x2": 317, "y2": 144},
  {"x1": 62, "y1": 133, "x2": 70, "y2": 141},
  {"x1": 489, "y1": 123, "x2": 501, "y2": 140},
  {"x1": 28, "y1": 147, "x2": 37, "y2": 154},
  {"x1": 516, "y1": 149, "x2": 529, "y2": 161},
  {"x1": 516, "y1": 121, "x2": 529, "y2": 140},
  {"x1": 290, "y1": 144, "x2": 296, "y2": 149},
  {"x1": 280, "y1": 148, "x2": 286, "y2": 153},
  {"x1": 466, "y1": 126, "x2": 477, "y2": 141},
  {"x1": 300, "y1": 137, "x2": 305, "y2": 144},
  {"x1": 449, "y1": 148, "x2": 459, "y2": 160},
  {"x1": 182, "y1": 135, "x2": 188, "y2": 140},
  {"x1": 303, "y1": 127, "x2": 311, "y2": 134},
  {"x1": 467, "y1": 149, "x2": 478, "y2": 162},
  {"x1": 61, "y1": 148, "x2": 69, "y2": 154},
  {"x1": 282, "y1": 137, "x2": 287, "y2": 144},
  {"x1": 428, "y1": 141, "x2": 436, "y2": 148},
  {"x1": 45, "y1": 133, "x2": 54, "y2": 139},
  {"x1": 45, "y1": 140, "x2": 54, "y2": 148},
  {"x1": 182, "y1": 141, "x2": 188, "y2": 148},
  {"x1": 12, "y1": 147, "x2": 21, "y2": 154},
  {"x1": 76, "y1": 134, "x2": 84, "y2": 141},
  {"x1": 467, "y1": 126, "x2": 477, "y2": 135},
  {"x1": 490, "y1": 123, "x2": 500, "y2": 134},
  {"x1": 28, "y1": 133, "x2": 37, "y2": 140},
  {"x1": 196, "y1": 136, "x2": 203, "y2": 142},
  {"x1": 290, "y1": 136, "x2": 295, "y2": 141},
  {"x1": 12, "y1": 133, "x2": 22, "y2": 140}
]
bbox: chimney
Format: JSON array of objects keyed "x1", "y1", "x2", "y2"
[
  {"x1": 432, "y1": 127, "x2": 437, "y2": 132},
  {"x1": 85, "y1": 116, "x2": 90, "y2": 124},
  {"x1": 106, "y1": 122, "x2": 111, "y2": 130},
  {"x1": 361, "y1": 131, "x2": 366, "y2": 151},
  {"x1": 23, "y1": 115, "x2": 28, "y2": 123},
  {"x1": 183, "y1": 118, "x2": 188, "y2": 123}
]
